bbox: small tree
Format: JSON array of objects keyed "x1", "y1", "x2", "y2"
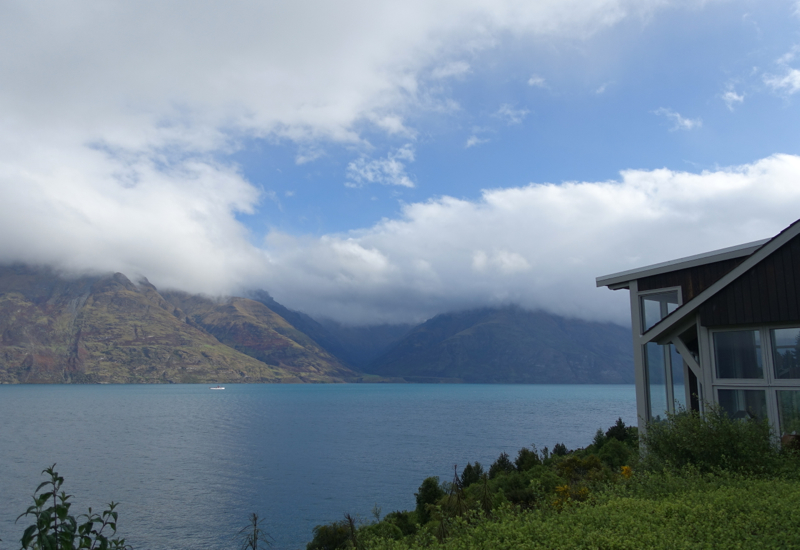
[
  {"x1": 16, "y1": 465, "x2": 129, "y2": 550},
  {"x1": 414, "y1": 477, "x2": 444, "y2": 525},
  {"x1": 459, "y1": 462, "x2": 484, "y2": 488},
  {"x1": 237, "y1": 513, "x2": 273, "y2": 549},
  {"x1": 514, "y1": 446, "x2": 541, "y2": 472},
  {"x1": 488, "y1": 452, "x2": 515, "y2": 479}
]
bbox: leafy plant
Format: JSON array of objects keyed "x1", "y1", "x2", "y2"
[
  {"x1": 513, "y1": 447, "x2": 541, "y2": 472},
  {"x1": 16, "y1": 465, "x2": 129, "y2": 550},
  {"x1": 306, "y1": 519, "x2": 351, "y2": 550},
  {"x1": 641, "y1": 405, "x2": 780, "y2": 474},
  {"x1": 414, "y1": 477, "x2": 444, "y2": 525},
  {"x1": 487, "y1": 452, "x2": 514, "y2": 479},
  {"x1": 459, "y1": 462, "x2": 483, "y2": 488}
]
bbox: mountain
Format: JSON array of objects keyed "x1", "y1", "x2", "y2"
[
  {"x1": 0, "y1": 265, "x2": 357, "y2": 384},
  {"x1": 365, "y1": 307, "x2": 634, "y2": 383},
  {"x1": 161, "y1": 291, "x2": 354, "y2": 380},
  {"x1": 247, "y1": 290, "x2": 413, "y2": 369}
]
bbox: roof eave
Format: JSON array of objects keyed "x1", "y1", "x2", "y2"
[
  {"x1": 596, "y1": 239, "x2": 769, "y2": 289},
  {"x1": 641, "y1": 220, "x2": 800, "y2": 344}
]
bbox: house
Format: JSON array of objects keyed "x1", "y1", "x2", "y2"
[{"x1": 596, "y1": 219, "x2": 800, "y2": 439}]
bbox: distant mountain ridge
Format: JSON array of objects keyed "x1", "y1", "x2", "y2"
[
  {"x1": 0, "y1": 265, "x2": 357, "y2": 384},
  {"x1": 0, "y1": 265, "x2": 634, "y2": 384},
  {"x1": 365, "y1": 307, "x2": 634, "y2": 384}
]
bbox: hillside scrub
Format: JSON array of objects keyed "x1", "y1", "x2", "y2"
[{"x1": 308, "y1": 412, "x2": 800, "y2": 550}]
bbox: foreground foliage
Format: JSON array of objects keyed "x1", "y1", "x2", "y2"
[
  {"x1": 308, "y1": 411, "x2": 800, "y2": 550},
  {"x1": 16, "y1": 465, "x2": 129, "y2": 550},
  {"x1": 370, "y1": 474, "x2": 800, "y2": 550},
  {"x1": 640, "y1": 405, "x2": 782, "y2": 474}
]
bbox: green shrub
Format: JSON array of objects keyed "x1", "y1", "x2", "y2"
[
  {"x1": 16, "y1": 465, "x2": 129, "y2": 550},
  {"x1": 605, "y1": 417, "x2": 639, "y2": 447},
  {"x1": 514, "y1": 447, "x2": 541, "y2": 472},
  {"x1": 414, "y1": 477, "x2": 444, "y2": 525},
  {"x1": 382, "y1": 511, "x2": 418, "y2": 537},
  {"x1": 551, "y1": 443, "x2": 569, "y2": 456},
  {"x1": 369, "y1": 476, "x2": 800, "y2": 550},
  {"x1": 597, "y1": 438, "x2": 633, "y2": 471},
  {"x1": 459, "y1": 462, "x2": 483, "y2": 488},
  {"x1": 641, "y1": 406, "x2": 779, "y2": 474},
  {"x1": 488, "y1": 452, "x2": 514, "y2": 479},
  {"x1": 306, "y1": 520, "x2": 351, "y2": 550}
]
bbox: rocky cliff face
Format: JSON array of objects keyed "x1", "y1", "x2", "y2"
[{"x1": 0, "y1": 266, "x2": 357, "y2": 383}]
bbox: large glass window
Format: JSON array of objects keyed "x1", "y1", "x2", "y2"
[
  {"x1": 718, "y1": 389, "x2": 768, "y2": 422},
  {"x1": 671, "y1": 345, "x2": 686, "y2": 411},
  {"x1": 646, "y1": 342, "x2": 668, "y2": 421},
  {"x1": 646, "y1": 342, "x2": 685, "y2": 420},
  {"x1": 641, "y1": 291, "x2": 679, "y2": 332},
  {"x1": 714, "y1": 330, "x2": 763, "y2": 379},
  {"x1": 777, "y1": 391, "x2": 800, "y2": 436},
  {"x1": 771, "y1": 328, "x2": 800, "y2": 379}
]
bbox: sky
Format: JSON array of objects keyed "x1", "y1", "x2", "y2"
[{"x1": 2, "y1": 0, "x2": 800, "y2": 326}]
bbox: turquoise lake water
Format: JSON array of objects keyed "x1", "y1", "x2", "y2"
[{"x1": 0, "y1": 383, "x2": 635, "y2": 549}]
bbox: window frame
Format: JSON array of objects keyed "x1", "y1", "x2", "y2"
[
  {"x1": 639, "y1": 286, "x2": 683, "y2": 420},
  {"x1": 639, "y1": 287, "x2": 682, "y2": 335},
  {"x1": 709, "y1": 324, "x2": 800, "y2": 436}
]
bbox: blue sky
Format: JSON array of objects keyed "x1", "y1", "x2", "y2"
[
  {"x1": 231, "y1": 0, "x2": 800, "y2": 237},
  {"x1": 2, "y1": 0, "x2": 800, "y2": 325}
]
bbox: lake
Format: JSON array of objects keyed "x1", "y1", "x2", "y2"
[{"x1": 0, "y1": 384, "x2": 636, "y2": 549}]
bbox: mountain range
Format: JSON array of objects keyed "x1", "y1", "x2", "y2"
[{"x1": 0, "y1": 265, "x2": 633, "y2": 384}]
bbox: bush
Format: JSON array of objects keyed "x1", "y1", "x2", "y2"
[
  {"x1": 551, "y1": 443, "x2": 569, "y2": 457},
  {"x1": 414, "y1": 477, "x2": 444, "y2": 525},
  {"x1": 597, "y1": 438, "x2": 633, "y2": 471},
  {"x1": 605, "y1": 417, "x2": 638, "y2": 447},
  {"x1": 641, "y1": 406, "x2": 779, "y2": 474},
  {"x1": 368, "y1": 476, "x2": 800, "y2": 550},
  {"x1": 488, "y1": 452, "x2": 514, "y2": 479},
  {"x1": 306, "y1": 520, "x2": 351, "y2": 550},
  {"x1": 459, "y1": 462, "x2": 484, "y2": 488},
  {"x1": 16, "y1": 465, "x2": 129, "y2": 550},
  {"x1": 382, "y1": 510, "x2": 418, "y2": 537},
  {"x1": 514, "y1": 447, "x2": 541, "y2": 472}
]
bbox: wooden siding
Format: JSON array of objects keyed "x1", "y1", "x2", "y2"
[
  {"x1": 638, "y1": 257, "x2": 744, "y2": 302},
  {"x1": 700, "y1": 234, "x2": 800, "y2": 327}
]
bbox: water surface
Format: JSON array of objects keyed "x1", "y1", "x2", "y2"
[{"x1": 0, "y1": 384, "x2": 635, "y2": 549}]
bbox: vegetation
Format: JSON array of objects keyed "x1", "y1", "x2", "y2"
[
  {"x1": 306, "y1": 411, "x2": 800, "y2": 550},
  {"x1": 13, "y1": 410, "x2": 800, "y2": 549},
  {"x1": 16, "y1": 465, "x2": 129, "y2": 549}
]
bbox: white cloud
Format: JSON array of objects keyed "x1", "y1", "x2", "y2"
[
  {"x1": 466, "y1": 135, "x2": 489, "y2": 148},
  {"x1": 0, "y1": 0, "x2": 749, "y2": 324},
  {"x1": 496, "y1": 104, "x2": 530, "y2": 125},
  {"x1": 764, "y1": 68, "x2": 800, "y2": 95},
  {"x1": 528, "y1": 74, "x2": 547, "y2": 87},
  {"x1": 261, "y1": 154, "x2": 800, "y2": 325},
  {"x1": 721, "y1": 88, "x2": 744, "y2": 110},
  {"x1": 346, "y1": 145, "x2": 416, "y2": 188},
  {"x1": 764, "y1": 45, "x2": 800, "y2": 96},
  {"x1": 654, "y1": 108, "x2": 702, "y2": 130},
  {"x1": 432, "y1": 61, "x2": 471, "y2": 79}
]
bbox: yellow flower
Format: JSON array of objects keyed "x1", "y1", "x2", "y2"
[{"x1": 621, "y1": 465, "x2": 633, "y2": 479}]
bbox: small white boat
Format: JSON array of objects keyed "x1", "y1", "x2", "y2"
[{"x1": 210, "y1": 385, "x2": 225, "y2": 390}]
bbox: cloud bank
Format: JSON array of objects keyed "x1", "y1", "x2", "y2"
[
  {"x1": 262, "y1": 154, "x2": 800, "y2": 325},
  {"x1": 3, "y1": 0, "x2": 796, "y2": 327}
]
